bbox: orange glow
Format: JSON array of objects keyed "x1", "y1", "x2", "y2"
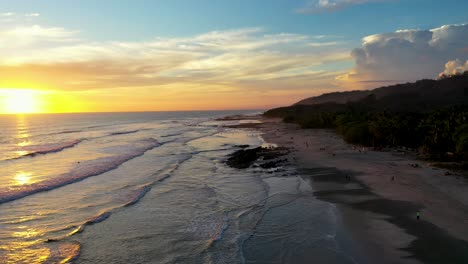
[
  {"x1": 0, "y1": 89, "x2": 86, "y2": 114},
  {"x1": 0, "y1": 84, "x2": 303, "y2": 114},
  {"x1": 0, "y1": 89, "x2": 44, "y2": 114}
]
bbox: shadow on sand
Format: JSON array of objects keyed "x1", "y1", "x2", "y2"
[{"x1": 300, "y1": 167, "x2": 468, "y2": 264}]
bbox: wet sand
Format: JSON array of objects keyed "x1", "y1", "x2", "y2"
[{"x1": 251, "y1": 117, "x2": 468, "y2": 263}]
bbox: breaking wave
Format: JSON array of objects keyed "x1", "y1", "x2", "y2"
[{"x1": 0, "y1": 138, "x2": 160, "y2": 204}]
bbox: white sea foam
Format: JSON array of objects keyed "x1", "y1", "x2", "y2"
[{"x1": 0, "y1": 138, "x2": 160, "y2": 204}]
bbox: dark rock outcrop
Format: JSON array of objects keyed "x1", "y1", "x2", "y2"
[{"x1": 226, "y1": 147, "x2": 289, "y2": 169}]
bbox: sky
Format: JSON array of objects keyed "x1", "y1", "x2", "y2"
[{"x1": 0, "y1": 0, "x2": 467, "y2": 113}]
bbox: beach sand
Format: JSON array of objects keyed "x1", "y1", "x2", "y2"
[{"x1": 251, "y1": 117, "x2": 468, "y2": 264}]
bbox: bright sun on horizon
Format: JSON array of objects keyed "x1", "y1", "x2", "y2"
[{"x1": 1, "y1": 89, "x2": 44, "y2": 114}]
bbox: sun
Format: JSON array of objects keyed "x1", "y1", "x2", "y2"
[{"x1": 1, "y1": 89, "x2": 44, "y2": 114}]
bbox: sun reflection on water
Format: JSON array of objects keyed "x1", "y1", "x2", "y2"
[
  {"x1": 0, "y1": 226, "x2": 50, "y2": 264},
  {"x1": 14, "y1": 172, "x2": 33, "y2": 185},
  {"x1": 1, "y1": 246, "x2": 51, "y2": 264},
  {"x1": 14, "y1": 150, "x2": 30, "y2": 157},
  {"x1": 12, "y1": 115, "x2": 32, "y2": 158},
  {"x1": 16, "y1": 119, "x2": 30, "y2": 139},
  {"x1": 0, "y1": 231, "x2": 80, "y2": 263},
  {"x1": 12, "y1": 226, "x2": 43, "y2": 239},
  {"x1": 17, "y1": 141, "x2": 31, "y2": 147},
  {"x1": 16, "y1": 131, "x2": 31, "y2": 139}
]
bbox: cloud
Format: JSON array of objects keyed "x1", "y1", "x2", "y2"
[
  {"x1": 2, "y1": 25, "x2": 75, "y2": 42},
  {"x1": 297, "y1": 0, "x2": 387, "y2": 13},
  {"x1": 308, "y1": 41, "x2": 341, "y2": 47},
  {"x1": 1, "y1": 12, "x2": 41, "y2": 17},
  {"x1": 0, "y1": 25, "x2": 78, "y2": 61},
  {"x1": 337, "y1": 23, "x2": 468, "y2": 87},
  {"x1": 439, "y1": 59, "x2": 468, "y2": 78},
  {"x1": 0, "y1": 12, "x2": 15, "y2": 17},
  {"x1": 0, "y1": 12, "x2": 41, "y2": 22},
  {"x1": 0, "y1": 23, "x2": 350, "y2": 94}
]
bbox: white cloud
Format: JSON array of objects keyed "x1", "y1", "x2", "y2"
[
  {"x1": 338, "y1": 24, "x2": 468, "y2": 86},
  {"x1": 308, "y1": 41, "x2": 341, "y2": 47},
  {"x1": 0, "y1": 24, "x2": 350, "y2": 92},
  {"x1": 0, "y1": 12, "x2": 41, "y2": 23},
  {"x1": 0, "y1": 12, "x2": 15, "y2": 17},
  {"x1": 0, "y1": 25, "x2": 78, "y2": 57},
  {"x1": 297, "y1": 0, "x2": 387, "y2": 13},
  {"x1": 439, "y1": 59, "x2": 468, "y2": 78},
  {"x1": 3, "y1": 25, "x2": 75, "y2": 40}
]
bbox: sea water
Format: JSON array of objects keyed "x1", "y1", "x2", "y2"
[{"x1": 0, "y1": 111, "x2": 347, "y2": 264}]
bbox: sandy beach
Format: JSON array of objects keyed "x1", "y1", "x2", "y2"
[{"x1": 244, "y1": 117, "x2": 468, "y2": 264}]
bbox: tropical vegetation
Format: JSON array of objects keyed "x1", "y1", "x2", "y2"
[{"x1": 265, "y1": 73, "x2": 468, "y2": 161}]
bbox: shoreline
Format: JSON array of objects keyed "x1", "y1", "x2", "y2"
[{"x1": 248, "y1": 116, "x2": 468, "y2": 263}]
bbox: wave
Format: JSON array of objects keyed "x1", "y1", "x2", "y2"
[
  {"x1": 47, "y1": 129, "x2": 83, "y2": 136},
  {"x1": 124, "y1": 184, "x2": 153, "y2": 207},
  {"x1": 0, "y1": 138, "x2": 160, "y2": 204},
  {"x1": 123, "y1": 158, "x2": 191, "y2": 207},
  {"x1": 2, "y1": 139, "x2": 84, "y2": 162},
  {"x1": 85, "y1": 124, "x2": 111, "y2": 129},
  {"x1": 182, "y1": 131, "x2": 222, "y2": 145},
  {"x1": 109, "y1": 128, "x2": 154, "y2": 137},
  {"x1": 43, "y1": 241, "x2": 81, "y2": 263},
  {"x1": 23, "y1": 139, "x2": 83, "y2": 156},
  {"x1": 67, "y1": 225, "x2": 84, "y2": 237},
  {"x1": 56, "y1": 242, "x2": 81, "y2": 263},
  {"x1": 41, "y1": 152, "x2": 199, "y2": 249},
  {"x1": 45, "y1": 160, "x2": 191, "y2": 245},
  {"x1": 60, "y1": 130, "x2": 83, "y2": 134},
  {"x1": 210, "y1": 215, "x2": 228, "y2": 242},
  {"x1": 46, "y1": 211, "x2": 110, "y2": 243},
  {"x1": 85, "y1": 211, "x2": 112, "y2": 225},
  {"x1": 6, "y1": 142, "x2": 195, "y2": 251},
  {"x1": 46, "y1": 226, "x2": 84, "y2": 243},
  {"x1": 160, "y1": 132, "x2": 185, "y2": 138},
  {"x1": 4, "y1": 128, "x2": 154, "y2": 161},
  {"x1": 14, "y1": 129, "x2": 84, "y2": 141},
  {"x1": 110, "y1": 130, "x2": 141, "y2": 136}
]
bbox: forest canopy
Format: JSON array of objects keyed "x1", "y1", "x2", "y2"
[{"x1": 265, "y1": 73, "x2": 468, "y2": 161}]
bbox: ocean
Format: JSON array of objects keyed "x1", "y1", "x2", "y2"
[{"x1": 0, "y1": 111, "x2": 344, "y2": 264}]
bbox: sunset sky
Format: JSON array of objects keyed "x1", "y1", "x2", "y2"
[{"x1": 0, "y1": 0, "x2": 467, "y2": 113}]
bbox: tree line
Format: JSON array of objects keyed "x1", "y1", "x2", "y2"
[{"x1": 265, "y1": 74, "x2": 468, "y2": 161}]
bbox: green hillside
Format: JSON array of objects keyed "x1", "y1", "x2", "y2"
[{"x1": 265, "y1": 73, "x2": 468, "y2": 161}]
